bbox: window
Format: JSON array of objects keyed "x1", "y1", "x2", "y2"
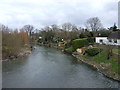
[
  {"x1": 99, "y1": 39, "x2": 103, "y2": 43},
  {"x1": 114, "y1": 40, "x2": 117, "y2": 43},
  {"x1": 109, "y1": 39, "x2": 112, "y2": 42}
]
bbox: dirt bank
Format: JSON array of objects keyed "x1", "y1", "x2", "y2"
[{"x1": 2, "y1": 47, "x2": 31, "y2": 61}]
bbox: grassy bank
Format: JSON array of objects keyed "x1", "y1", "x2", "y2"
[{"x1": 75, "y1": 48, "x2": 120, "y2": 81}]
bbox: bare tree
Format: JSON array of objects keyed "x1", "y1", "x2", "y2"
[
  {"x1": 71, "y1": 24, "x2": 77, "y2": 31},
  {"x1": 0, "y1": 24, "x2": 8, "y2": 31},
  {"x1": 106, "y1": 45, "x2": 114, "y2": 60},
  {"x1": 85, "y1": 17, "x2": 102, "y2": 31},
  {"x1": 70, "y1": 24, "x2": 79, "y2": 39},
  {"x1": 51, "y1": 24, "x2": 59, "y2": 31},
  {"x1": 23, "y1": 25, "x2": 34, "y2": 36},
  {"x1": 40, "y1": 26, "x2": 55, "y2": 43},
  {"x1": 62, "y1": 22, "x2": 73, "y2": 31}
]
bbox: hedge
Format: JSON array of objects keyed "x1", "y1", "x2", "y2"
[
  {"x1": 79, "y1": 33, "x2": 86, "y2": 38},
  {"x1": 87, "y1": 37, "x2": 95, "y2": 43},
  {"x1": 72, "y1": 39, "x2": 89, "y2": 50}
]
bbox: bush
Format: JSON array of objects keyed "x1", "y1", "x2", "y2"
[
  {"x1": 85, "y1": 48, "x2": 102, "y2": 56},
  {"x1": 65, "y1": 47, "x2": 74, "y2": 54},
  {"x1": 98, "y1": 30, "x2": 112, "y2": 37},
  {"x1": 87, "y1": 37, "x2": 95, "y2": 43},
  {"x1": 79, "y1": 33, "x2": 86, "y2": 38},
  {"x1": 72, "y1": 39, "x2": 89, "y2": 50},
  {"x1": 2, "y1": 28, "x2": 29, "y2": 59},
  {"x1": 65, "y1": 40, "x2": 72, "y2": 48},
  {"x1": 66, "y1": 47, "x2": 74, "y2": 51}
]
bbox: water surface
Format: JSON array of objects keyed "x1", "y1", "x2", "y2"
[{"x1": 2, "y1": 46, "x2": 119, "y2": 88}]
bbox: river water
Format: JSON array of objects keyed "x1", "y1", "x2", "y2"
[{"x1": 2, "y1": 46, "x2": 120, "y2": 88}]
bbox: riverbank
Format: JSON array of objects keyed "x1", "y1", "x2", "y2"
[
  {"x1": 2, "y1": 47, "x2": 32, "y2": 62},
  {"x1": 39, "y1": 43, "x2": 120, "y2": 82},
  {"x1": 72, "y1": 53, "x2": 120, "y2": 82},
  {"x1": 71, "y1": 48, "x2": 120, "y2": 82}
]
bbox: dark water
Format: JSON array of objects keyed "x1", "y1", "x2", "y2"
[{"x1": 2, "y1": 46, "x2": 120, "y2": 88}]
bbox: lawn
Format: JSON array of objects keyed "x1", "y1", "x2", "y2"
[
  {"x1": 112, "y1": 48, "x2": 120, "y2": 54},
  {"x1": 82, "y1": 48, "x2": 120, "y2": 74}
]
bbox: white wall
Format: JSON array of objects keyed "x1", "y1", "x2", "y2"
[
  {"x1": 108, "y1": 39, "x2": 120, "y2": 45},
  {"x1": 117, "y1": 39, "x2": 120, "y2": 45},
  {"x1": 96, "y1": 37, "x2": 108, "y2": 44},
  {"x1": 96, "y1": 37, "x2": 120, "y2": 46}
]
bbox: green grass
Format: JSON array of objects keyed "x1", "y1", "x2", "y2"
[
  {"x1": 112, "y1": 48, "x2": 120, "y2": 54},
  {"x1": 83, "y1": 50, "x2": 120, "y2": 73},
  {"x1": 66, "y1": 47, "x2": 74, "y2": 51}
]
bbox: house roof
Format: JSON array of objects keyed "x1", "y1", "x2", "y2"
[{"x1": 107, "y1": 31, "x2": 120, "y2": 39}]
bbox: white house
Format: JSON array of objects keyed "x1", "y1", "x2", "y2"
[
  {"x1": 96, "y1": 31, "x2": 120, "y2": 46},
  {"x1": 96, "y1": 37, "x2": 108, "y2": 44}
]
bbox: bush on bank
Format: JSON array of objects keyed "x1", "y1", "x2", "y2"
[
  {"x1": 85, "y1": 47, "x2": 102, "y2": 56},
  {"x1": 87, "y1": 37, "x2": 95, "y2": 43},
  {"x1": 2, "y1": 29, "x2": 30, "y2": 60},
  {"x1": 65, "y1": 40, "x2": 72, "y2": 48},
  {"x1": 72, "y1": 39, "x2": 89, "y2": 50}
]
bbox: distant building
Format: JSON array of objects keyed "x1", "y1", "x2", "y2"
[
  {"x1": 118, "y1": 1, "x2": 120, "y2": 29},
  {"x1": 107, "y1": 31, "x2": 120, "y2": 45},
  {"x1": 96, "y1": 31, "x2": 120, "y2": 46}
]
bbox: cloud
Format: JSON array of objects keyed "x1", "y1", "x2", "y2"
[{"x1": 0, "y1": 0, "x2": 119, "y2": 29}]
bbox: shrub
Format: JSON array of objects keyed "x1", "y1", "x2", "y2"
[
  {"x1": 65, "y1": 40, "x2": 72, "y2": 48},
  {"x1": 87, "y1": 37, "x2": 95, "y2": 43},
  {"x1": 66, "y1": 47, "x2": 74, "y2": 51},
  {"x1": 98, "y1": 30, "x2": 112, "y2": 37},
  {"x1": 72, "y1": 39, "x2": 89, "y2": 50},
  {"x1": 65, "y1": 47, "x2": 74, "y2": 54},
  {"x1": 79, "y1": 33, "x2": 86, "y2": 38},
  {"x1": 85, "y1": 48, "x2": 102, "y2": 56},
  {"x1": 2, "y1": 28, "x2": 29, "y2": 59}
]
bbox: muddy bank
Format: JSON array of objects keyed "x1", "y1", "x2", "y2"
[{"x1": 2, "y1": 47, "x2": 31, "y2": 62}]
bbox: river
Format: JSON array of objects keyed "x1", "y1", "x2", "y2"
[{"x1": 2, "y1": 46, "x2": 120, "y2": 88}]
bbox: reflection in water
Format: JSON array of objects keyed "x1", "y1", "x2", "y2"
[{"x1": 2, "y1": 46, "x2": 119, "y2": 88}]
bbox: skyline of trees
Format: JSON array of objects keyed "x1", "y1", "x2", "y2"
[
  {"x1": 1, "y1": 16, "x2": 119, "y2": 60},
  {"x1": 0, "y1": 16, "x2": 118, "y2": 33}
]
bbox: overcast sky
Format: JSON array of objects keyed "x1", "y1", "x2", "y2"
[{"x1": 0, "y1": 0, "x2": 119, "y2": 29}]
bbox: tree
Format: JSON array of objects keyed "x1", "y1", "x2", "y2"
[
  {"x1": 62, "y1": 23, "x2": 78, "y2": 39},
  {"x1": 106, "y1": 45, "x2": 114, "y2": 60},
  {"x1": 98, "y1": 30, "x2": 112, "y2": 37},
  {"x1": 109, "y1": 23, "x2": 118, "y2": 31},
  {"x1": 71, "y1": 24, "x2": 78, "y2": 31},
  {"x1": 2, "y1": 24, "x2": 31, "y2": 59},
  {"x1": 23, "y1": 25, "x2": 34, "y2": 36},
  {"x1": 19, "y1": 30, "x2": 29, "y2": 45},
  {"x1": 51, "y1": 24, "x2": 59, "y2": 31},
  {"x1": 70, "y1": 25, "x2": 79, "y2": 39},
  {"x1": 62, "y1": 22, "x2": 73, "y2": 31},
  {"x1": 0, "y1": 24, "x2": 8, "y2": 31},
  {"x1": 79, "y1": 33, "x2": 85, "y2": 38},
  {"x1": 40, "y1": 26, "x2": 55, "y2": 43},
  {"x1": 89, "y1": 32, "x2": 94, "y2": 37},
  {"x1": 86, "y1": 17, "x2": 102, "y2": 32}
]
